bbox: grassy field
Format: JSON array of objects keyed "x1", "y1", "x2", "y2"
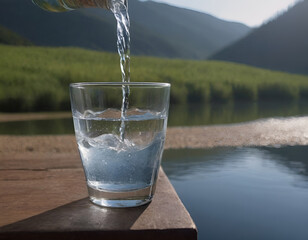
[{"x1": 1, "y1": 44, "x2": 308, "y2": 112}]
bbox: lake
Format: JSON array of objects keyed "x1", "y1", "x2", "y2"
[
  {"x1": 1, "y1": 101, "x2": 308, "y2": 135},
  {"x1": 162, "y1": 147, "x2": 308, "y2": 240},
  {"x1": 1, "y1": 102, "x2": 308, "y2": 239}
]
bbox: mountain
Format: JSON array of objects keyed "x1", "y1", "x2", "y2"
[
  {"x1": 129, "y1": 0, "x2": 250, "y2": 58},
  {"x1": 0, "y1": 24, "x2": 32, "y2": 46},
  {"x1": 0, "y1": 0, "x2": 250, "y2": 59},
  {"x1": 210, "y1": 0, "x2": 308, "y2": 75}
]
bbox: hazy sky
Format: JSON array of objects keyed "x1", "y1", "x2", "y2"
[{"x1": 150, "y1": 0, "x2": 300, "y2": 27}]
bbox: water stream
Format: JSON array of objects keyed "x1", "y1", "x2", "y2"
[{"x1": 109, "y1": 0, "x2": 131, "y2": 141}]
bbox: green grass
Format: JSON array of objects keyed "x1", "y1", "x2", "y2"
[{"x1": 1, "y1": 44, "x2": 308, "y2": 112}]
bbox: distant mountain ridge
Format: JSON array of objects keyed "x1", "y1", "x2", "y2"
[
  {"x1": 211, "y1": 0, "x2": 308, "y2": 75},
  {"x1": 0, "y1": 24, "x2": 32, "y2": 46},
  {"x1": 0, "y1": 0, "x2": 250, "y2": 59}
]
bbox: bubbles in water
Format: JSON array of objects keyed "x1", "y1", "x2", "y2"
[{"x1": 74, "y1": 110, "x2": 167, "y2": 192}]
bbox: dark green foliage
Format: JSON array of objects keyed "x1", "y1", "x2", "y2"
[
  {"x1": 0, "y1": 0, "x2": 250, "y2": 59},
  {"x1": 258, "y1": 83, "x2": 299, "y2": 101},
  {"x1": 0, "y1": 25, "x2": 32, "y2": 46},
  {"x1": 299, "y1": 86, "x2": 308, "y2": 100},
  {"x1": 233, "y1": 83, "x2": 257, "y2": 101},
  {"x1": 186, "y1": 83, "x2": 209, "y2": 103},
  {"x1": 169, "y1": 83, "x2": 187, "y2": 105},
  {"x1": 211, "y1": 0, "x2": 308, "y2": 75},
  {"x1": 1, "y1": 45, "x2": 308, "y2": 112},
  {"x1": 210, "y1": 83, "x2": 233, "y2": 103}
]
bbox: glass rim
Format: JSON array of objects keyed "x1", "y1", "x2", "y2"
[{"x1": 70, "y1": 82, "x2": 171, "y2": 88}]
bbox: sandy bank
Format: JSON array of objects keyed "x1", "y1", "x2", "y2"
[
  {"x1": 0, "y1": 117, "x2": 308, "y2": 155},
  {"x1": 0, "y1": 112, "x2": 71, "y2": 122}
]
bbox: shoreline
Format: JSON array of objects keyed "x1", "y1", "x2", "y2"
[
  {"x1": 0, "y1": 112, "x2": 71, "y2": 122},
  {"x1": 0, "y1": 116, "x2": 308, "y2": 154}
]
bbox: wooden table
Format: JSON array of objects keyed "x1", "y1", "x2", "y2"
[{"x1": 0, "y1": 137, "x2": 197, "y2": 240}]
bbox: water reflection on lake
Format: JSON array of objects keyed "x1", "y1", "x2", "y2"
[
  {"x1": 0, "y1": 118, "x2": 74, "y2": 135},
  {"x1": 1, "y1": 101, "x2": 308, "y2": 135},
  {"x1": 162, "y1": 146, "x2": 308, "y2": 240},
  {"x1": 169, "y1": 101, "x2": 308, "y2": 126}
]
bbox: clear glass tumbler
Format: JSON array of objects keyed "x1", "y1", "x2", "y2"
[{"x1": 70, "y1": 82, "x2": 170, "y2": 208}]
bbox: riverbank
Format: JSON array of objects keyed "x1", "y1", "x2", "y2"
[
  {"x1": 0, "y1": 117, "x2": 307, "y2": 155},
  {"x1": 0, "y1": 112, "x2": 71, "y2": 122}
]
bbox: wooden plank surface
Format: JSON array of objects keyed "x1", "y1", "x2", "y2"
[{"x1": 0, "y1": 137, "x2": 197, "y2": 240}]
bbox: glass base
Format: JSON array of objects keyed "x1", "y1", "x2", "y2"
[
  {"x1": 87, "y1": 184, "x2": 156, "y2": 208},
  {"x1": 89, "y1": 196, "x2": 153, "y2": 208}
]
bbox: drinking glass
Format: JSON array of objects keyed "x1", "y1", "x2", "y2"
[{"x1": 70, "y1": 82, "x2": 170, "y2": 208}]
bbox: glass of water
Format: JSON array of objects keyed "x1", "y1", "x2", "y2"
[{"x1": 70, "y1": 82, "x2": 170, "y2": 208}]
